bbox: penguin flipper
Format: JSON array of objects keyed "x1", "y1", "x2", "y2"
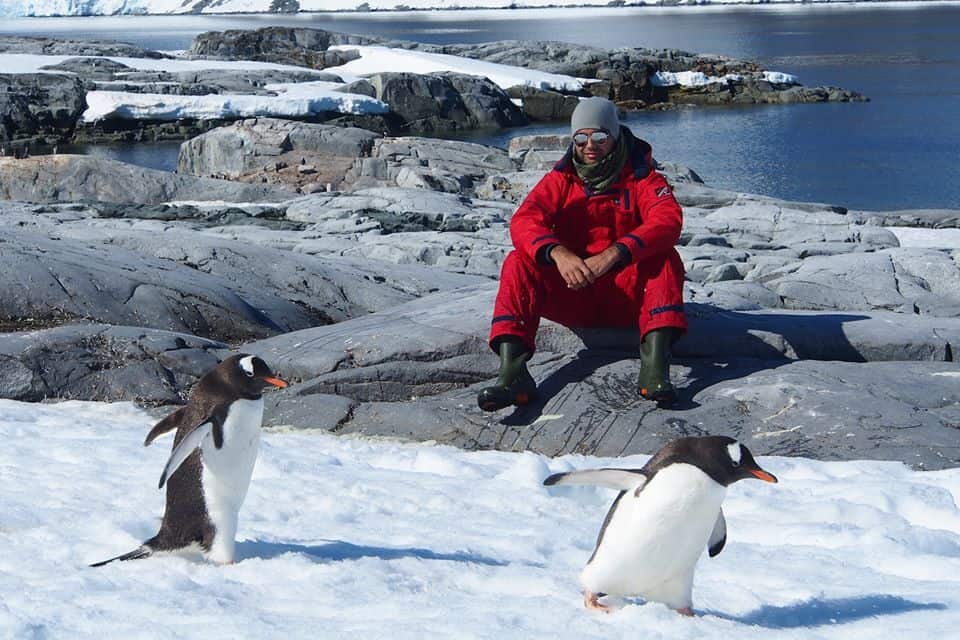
[
  {"x1": 543, "y1": 468, "x2": 647, "y2": 492},
  {"x1": 708, "y1": 509, "x2": 727, "y2": 557},
  {"x1": 144, "y1": 406, "x2": 189, "y2": 446},
  {"x1": 90, "y1": 545, "x2": 152, "y2": 567},
  {"x1": 158, "y1": 422, "x2": 213, "y2": 489}
]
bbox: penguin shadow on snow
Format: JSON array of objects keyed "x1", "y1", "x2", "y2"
[
  {"x1": 703, "y1": 594, "x2": 945, "y2": 629},
  {"x1": 235, "y1": 539, "x2": 511, "y2": 566},
  {"x1": 498, "y1": 308, "x2": 870, "y2": 423}
]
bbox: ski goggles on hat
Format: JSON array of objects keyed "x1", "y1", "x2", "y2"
[{"x1": 572, "y1": 130, "x2": 611, "y2": 146}]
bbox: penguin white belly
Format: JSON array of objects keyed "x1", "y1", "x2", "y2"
[
  {"x1": 200, "y1": 398, "x2": 263, "y2": 564},
  {"x1": 580, "y1": 463, "x2": 726, "y2": 609}
]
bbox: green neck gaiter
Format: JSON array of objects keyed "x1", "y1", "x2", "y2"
[{"x1": 572, "y1": 132, "x2": 628, "y2": 193}]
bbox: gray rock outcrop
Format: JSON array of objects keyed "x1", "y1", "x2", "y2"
[
  {"x1": 0, "y1": 200, "x2": 487, "y2": 343},
  {"x1": 0, "y1": 74, "x2": 87, "y2": 145},
  {"x1": 0, "y1": 36, "x2": 166, "y2": 59},
  {"x1": 363, "y1": 72, "x2": 527, "y2": 134},
  {"x1": 187, "y1": 27, "x2": 381, "y2": 66},
  {"x1": 0, "y1": 324, "x2": 225, "y2": 405},
  {"x1": 378, "y1": 36, "x2": 866, "y2": 106},
  {"x1": 177, "y1": 118, "x2": 517, "y2": 196},
  {"x1": 0, "y1": 155, "x2": 297, "y2": 203},
  {"x1": 2, "y1": 122, "x2": 957, "y2": 471},
  {"x1": 0, "y1": 30, "x2": 866, "y2": 147},
  {"x1": 177, "y1": 118, "x2": 380, "y2": 191}
]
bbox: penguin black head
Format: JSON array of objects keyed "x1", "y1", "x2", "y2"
[
  {"x1": 217, "y1": 354, "x2": 288, "y2": 399},
  {"x1": 646, "y1": 436, "x2": 778, "y2": 487}
]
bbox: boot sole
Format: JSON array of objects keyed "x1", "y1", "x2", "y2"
[
  {"x1": 478, "y1": 392, "x2": 534, "y2": 413},
  {"x1": 641, "y1": 388, "x2": 677, "y2": 408}
]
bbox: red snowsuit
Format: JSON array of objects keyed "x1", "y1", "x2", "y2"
[{"x1": 489, "y1": 128, "x2": 687, "y2": 353}]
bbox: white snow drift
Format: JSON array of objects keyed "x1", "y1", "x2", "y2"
[{"x1": 2, "y1": 398, "x2": 959, "y2": 638}]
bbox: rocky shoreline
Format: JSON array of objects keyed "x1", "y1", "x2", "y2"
[
  {"x1": 1, "y1": 28, "x2": 865, "y2": 150},
  {"x1": 2, "y1": 109, "x2": 958, "y2": 470},
  {"x1": 2, "y1": 33, "x2": 956, "y2": 472}
]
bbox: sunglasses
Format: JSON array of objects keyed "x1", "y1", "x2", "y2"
[{"x1": 572, "y1": 130, "x2": 611, "y2": 146}]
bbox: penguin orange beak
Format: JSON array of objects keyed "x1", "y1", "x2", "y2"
[
  {"x1": 263, "y1": 376, "x2": 288, "y2": 389},
  {"x1": 749, "y1": 468, "x2": 778, "y2": 483}
]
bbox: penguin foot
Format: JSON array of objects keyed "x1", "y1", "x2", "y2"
[
  {"x1": 676, "y1": 606, "x2": 695, "y2": 617},
  {"x1": 583, "y1": 591, "x2": 612, "y2": 614}
]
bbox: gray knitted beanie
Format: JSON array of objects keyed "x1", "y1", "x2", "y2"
[{"x1": 570, "y1": 97, "x2": 621, "y2": 140}]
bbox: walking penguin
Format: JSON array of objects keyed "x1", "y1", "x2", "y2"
[
  {"x1": 543, "y1": 435, "x2": 778, "y2": 615},
  {"x1": 91, "y1": 354, "x2": 287, "y2": 567}
]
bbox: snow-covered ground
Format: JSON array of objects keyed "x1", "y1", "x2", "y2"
[
  {"x1": 2, "y1": 398, "x2": 959, "y2": 638},
  {"x1": 82, "y1": 86, "x2": 388, "y2": 122},
  {"x1": 886, "y1": 227, "x2": 960, "y2": 250},
  {"x1": 2, "y1": 0, "x2": 958, "y2": 18},
  {"x1": 324, "y1": 44, "x2": 590, "y2": 92}
]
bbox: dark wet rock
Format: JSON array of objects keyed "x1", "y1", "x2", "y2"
[
  {"x1": 87, "y1": 68, "x2": 341, "y2": 97},
  {"x1": 0, "y1": 35, "x2": 166, "y2": 59},
  {"x1": 337, "y1": 79, "x2": 377, "y2": 98},
  {"x1": 39, "y1": 57, "x2": 135, "y2": 80},
  {"x1": 506, "y1": 86, "x2": 580, "y2": 122},
  {"x1": 669, "y1": 82, "x2": 868, "y2": 105},
  {"x1": 0, "y1": 73, "x2": 87, "y2": 145},
  {"x1": 411, "y1": 38, "x2": 866, "y2": 106},
  {"x1": 71, "y1": 117, "x2": 247, "y2": 145},
  {"x1": 187, "y1": 27, "x2": 380, "y2": 67},
  {"x1": 0, "y1": 324, "x2": 224, "y2": 405},
  {"x1": 0, "y1": 155, "x2": 296, "y2": 203},
  {"x1": 364, "y1": 72, "x2": 527, "y2": 134}
]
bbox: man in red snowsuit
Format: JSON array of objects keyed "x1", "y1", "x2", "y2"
[{"x1": 478, "y1": 97, "x2": 687, "y2": 412}]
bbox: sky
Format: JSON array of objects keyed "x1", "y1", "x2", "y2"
[{"x1": 2, "y1": 398, "x2": 959, "y2": 638}]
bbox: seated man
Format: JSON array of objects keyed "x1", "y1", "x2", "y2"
[{"x1": 478, "y1": 97, "x2": 687, "y2": 411}]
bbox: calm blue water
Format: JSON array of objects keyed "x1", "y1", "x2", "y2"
[{"x1": 4, "y1": 5, "x2": 959, "y2": 210}]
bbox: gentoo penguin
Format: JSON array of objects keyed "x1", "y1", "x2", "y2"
[
  {"x1": 543, "y1": 435, "x2": 777, "y2": 616},
  {"x1": 91, "y1": 354, "x2": 287, "y2": 567}
]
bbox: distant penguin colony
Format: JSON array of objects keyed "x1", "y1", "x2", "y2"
[
  {"x1": 91, "y1": 354, "x2": 287, "y2": 567},
  {"x1": 543, "y1": 436, "x2": 778, "y2": 615}
]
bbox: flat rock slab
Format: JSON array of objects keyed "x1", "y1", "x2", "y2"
[
  {"x1": 326, "y1": 357, "x2": 960, "y2": 471},
  {"x1": 245, "y1": 285, "x2": 960, "y2": 469},
  {"x1": 0, "y1": 228, "x2": 302, "y2": 342},
  {"x1": 246, "y1": 284, "x2": 960, "y2": 380},
  {"x1": 0, "y1": 206, "x2": 487, "y2": 343},
  {"x1": 0, "y1": 155, "x2": 296, "y2": 204}
]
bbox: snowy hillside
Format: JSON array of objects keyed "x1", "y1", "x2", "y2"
[
  {"x1": 0, "y1": 0, "x2": 950, "y2": 18},
  {"x1": 2, "y1": 398, "x2": 959, "y2": 638}
]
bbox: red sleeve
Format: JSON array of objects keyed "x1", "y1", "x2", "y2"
[
  {"x1": 509, "y1": 170, "x2": 568, "y2": 262},
  {"x1": 616, "y1": 171, "x2": 683, "y2": 263}
]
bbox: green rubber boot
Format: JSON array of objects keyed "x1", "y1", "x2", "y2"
[
  {"x1": 477, "y1": 340, "x2": 537, "y2": 412},
  {"x1": 638, "y1": 328, "x2": 677, "y2": 407}
]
